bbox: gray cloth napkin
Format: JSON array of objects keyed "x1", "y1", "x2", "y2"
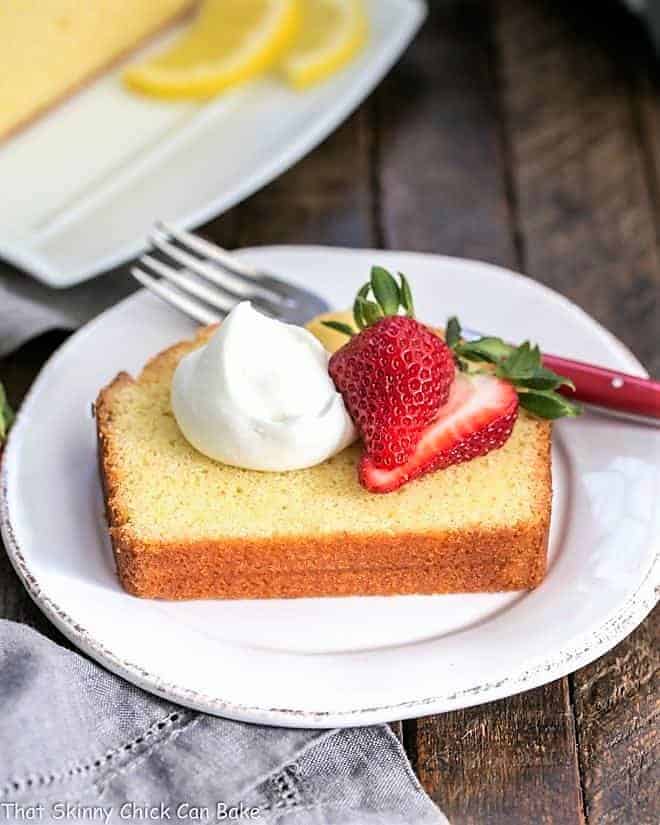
[
  {"x1": 0, "y1": 263, "x2": 137, "y2": 357},
  {"x1": 0, "y1": 620, "x2": 446, "y2": 824}
]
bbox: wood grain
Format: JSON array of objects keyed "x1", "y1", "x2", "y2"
[
  {"x1": 224, "y1": 110, "x2": 374, "y2": 250},
  {"x1": 495, "y1": 1, "x2": 660, "y2": 822},
  {"x1": 412, "y1": 682, "x2": 585, "y2": 825},
  {"x1": 495, "y1": 0, "x2": 660, "y2": 376},
  {"x1": 571, "y1": 608, "x2": 659, "y2": 825},
  {"x1": 376, "y1": 0, "x2": 515, "y2": 266}
]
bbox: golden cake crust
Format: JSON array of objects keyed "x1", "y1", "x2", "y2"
[{"x1": 96, "y1": 327, "x2": 552, "y2": 600}]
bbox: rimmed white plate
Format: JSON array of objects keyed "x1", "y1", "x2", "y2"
[
  {"x1": 0, "y1": 0, "x2": 425, "y2": 287},
  {"x1": 2, "y1": 247, "x2": 658, "y2": 728}
]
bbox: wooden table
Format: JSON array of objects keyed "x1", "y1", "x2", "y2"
[{"x1": 1, "y1": 1, "x2": 658, "y2": 822}]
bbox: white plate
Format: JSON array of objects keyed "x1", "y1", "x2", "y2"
[
  {"x1": 0, "y1": 0, "x2": 425, "y2": 288},
  {"x1": 2, "y1": 247, "x2": 659, "y2": 728}
]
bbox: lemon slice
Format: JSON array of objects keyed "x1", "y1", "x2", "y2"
[
  {"x1": 124, "y1": 0, "x2": 301, "y2": 99},
  {"x1": 282, "y1": 0, "x2": 368, "y2": 90}
]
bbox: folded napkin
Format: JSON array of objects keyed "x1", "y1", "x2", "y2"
[{"x1": 0, "y1": 620, "x2": 445, "y2": 824}]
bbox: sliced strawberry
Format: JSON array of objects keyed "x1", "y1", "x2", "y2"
[{"x1": 359, "y1": 374, "x2": 519, "y2": 493}]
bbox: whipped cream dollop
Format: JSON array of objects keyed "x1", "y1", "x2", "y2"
[{"x1": 171, "y1": 302, "x2": 357, "y2": 471}]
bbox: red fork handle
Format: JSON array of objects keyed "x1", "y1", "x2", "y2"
[{"x1": 542, "y1": 353, "x2": 660, "y2": 420}]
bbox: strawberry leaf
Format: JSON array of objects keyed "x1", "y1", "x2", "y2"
[
  {"x1": 446, "y1": 316, "x2": 581, "y2": 420},
  {"x1": 398, "y1": 272, "x2": 415, "y2": 317},
  {"x1": 370, "y1": 266, "x2": 400, "y2": 316},
  {"x1": 515, "y1": 367, "x2": 575, "y2": 391},
  {"x1": 360, "y1": 298, "x2": 384, "y2": 326},
  {"x1": 0, "y1": 382, "x2": 14, "y2": 443},
  {"x1": 353, "y1": 282, "x2": 370, "y2": 330},
  {"x1": 321, "y1": 321, "x2": 356, "y2": 337},
  {"x1": 445, "y1": 316, "x2": 461, "y2": 349},
  {"x1": 498, "y1": 341, "x2": 540, "y2": 379},
  {"x1": 456, "y1": 337, "x2": 515, "y2": 363},
  {"x1": 519, "y1": 390, "x2": 582, "y2": 419},
  {"x1": 349, "y1": 268, "x2": 416, "y2": 327}
]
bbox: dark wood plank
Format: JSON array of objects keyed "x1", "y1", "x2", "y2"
[
  {"x1": 635, "y1": 51, "x2": 660, "y2": 377},
  {"x1": 571, "y1": 606, "x2": 659, "y2": 825},
  {"x1": 413, "y1": 682, "x2": 584, "y2": 825},
  {"x1": 495, "y1": 0, "x2": 660, "y2": 376},
  {"x1": 409, "y1": 683, "x2": 586, "y2": 825},
  {"x1": 217, "y1": 110, "x2": 374, "y2": 249},
  {"x1": 376, "y1": 0, "x2": 515, "y2": 265},
  {"x1": 375, "y1": 1, "x2": 586, "y2": 822},
  {"x1": 495, "y1": 1, "x2": 660, "y2": 822}
]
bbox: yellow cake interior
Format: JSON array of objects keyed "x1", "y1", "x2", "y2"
[
  {"x1": 100, "y1": 323, "x2": 552, "y2": 544},
  {"x1": 0, "y1": 0, "x2": 193, "y2": 139}
]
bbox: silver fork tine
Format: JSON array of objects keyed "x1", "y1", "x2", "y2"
[
  {"x1": 151, "y1": 232, "x2": 247, "y2": 295},
  {"x1": 141, "y1": 255, "x2": 238, "y2": 314},
  {"x1": 131, "y1": 266, "x2": 222, "y2": 326},
  {"x1": 156, "y1": 221, "x2": 263, "y2": 282},
  {"x1": 134, "y1": 222, "x2": 330, "y2": 326},
  {"x1": 150, "y1": 229, "x2": 281, "y2": 313}
]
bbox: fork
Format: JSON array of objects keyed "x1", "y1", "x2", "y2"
[
  {"x1": 132, "y1": 223, "x2": 660, "y2": 426},
  {"x1": 131, "y1": 221, "x2": 329, "y2": 326}
]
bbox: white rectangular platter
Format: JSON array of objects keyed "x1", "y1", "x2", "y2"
[{"x1": 0, "y1": 0, "x2": 426, "y2": 287}]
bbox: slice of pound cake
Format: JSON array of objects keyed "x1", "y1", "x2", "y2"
[{"x1": 96, "y1": 317, "x2": 554, "y2": 601}]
